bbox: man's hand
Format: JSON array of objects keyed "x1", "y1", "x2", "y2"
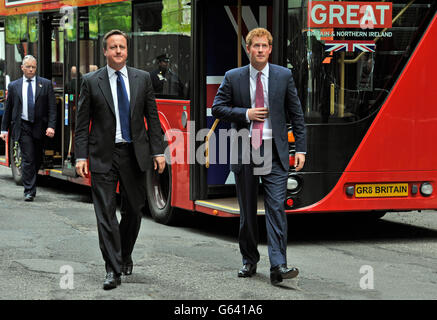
[
  {"x1": 75, "y1": 160, "x2": 89, "y2": 178},
  {"x1": 248, "y1": 107, "x2": 269, "y2": 122},
  {"x1": 0, "y1": 132, "x2": 7, "y2": 142},
  {"x1": 294, "y1": 153, "x2": 306, "y2": 172},
  {"x1": 153, "y1": 156, "x2": 166, "y2": 174},
  {"x1": 46, "y1": 127, "x2": 55, "y2": 138}
]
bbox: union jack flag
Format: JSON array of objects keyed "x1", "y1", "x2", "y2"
[{"x1": 324, "y1": 40, "x2": 376, "y2": 52}]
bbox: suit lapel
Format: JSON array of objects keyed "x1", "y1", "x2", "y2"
[
  {"x1": 127, "y1": 67, "x2": 138, "y2": 117},
  {"x1": 268, "y1": 64, "x2": 278, "y2": 111},
  {"x1": 34, "y1": 76, "x2": 42, "y2": 103},
  {"x1": 240, "y1": 65, "x2": 250, "y2": 110},
  {"x1": 16, "y1": 78, "x2": 23, "y2": 104},
  {"x1": 97, "y1": 67, "x2": 116, "y2": 117}
]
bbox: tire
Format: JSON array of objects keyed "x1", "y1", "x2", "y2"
[
  {"x1": 145, "y1": 139, "x2": 178, "y2": 225},
  {"x1": 9, "y1": 138, "x2": 22, "y2": 185}
]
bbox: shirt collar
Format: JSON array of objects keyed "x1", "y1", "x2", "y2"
[
  {"x1": 23, "y1": 75, "x2": 36, "y2": 82},
  {"x1": 249, "y1": 63, "x2": 269, "y2": 80},
  {"x1": 107, "y1": 65, "x2": 128, "y2": 78}
]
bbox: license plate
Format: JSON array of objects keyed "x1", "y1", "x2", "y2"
[{"x1": 355, "y1": 183, "x2": 408, "y2": 198}]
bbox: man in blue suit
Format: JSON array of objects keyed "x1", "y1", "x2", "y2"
[
  {"x1": 212, "y1": 28, "x2": 306, "y2": 286},
  {"x1": 1, "y1": 55, "x2": 56, "y2": 201}
]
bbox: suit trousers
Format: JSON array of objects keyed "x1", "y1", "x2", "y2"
[
  {"x1": 90, "y1": 143, "x2": 146, "y2": 275},
  {"x1": 235, "y1": 140, "x2": 289, "y2": 268},
  {"x1": 19, "y1": 120, "x2": 43, "y2": 196}
]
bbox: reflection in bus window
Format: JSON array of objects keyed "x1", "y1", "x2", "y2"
[
  {"x1": 150, "y1": 53, "x2": 184, "y2": 97},
  {"x1": 133, "y1": 0, "x2": 190, "y2": 100},
  {"x1": 5, "y1": 15, "x2": 28, "y2": 82},
  {"x1": 0, "y1": 23, "x2": 5, "y2": 103},
  {"x1": 287, "y1": 1, "x2": 435, "y2": 124},
  {"x1": 51, "y1": 22, "x2": 64, "y2": 91}
]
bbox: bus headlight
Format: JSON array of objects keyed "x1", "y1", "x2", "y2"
[
  {"x1": 420, "y1": 182, "x2": 433, "y2": 196},
  {"x1": 287, "y1": 177, "x2": 299, "y2": 191}
]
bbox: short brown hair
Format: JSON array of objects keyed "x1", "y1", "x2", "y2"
[
  {"x1": 246, "y1": 28, "x2": 273, "y2": 47},
  {"x1": 103, "y1": 29, "x2": 129, "y2": 50}
]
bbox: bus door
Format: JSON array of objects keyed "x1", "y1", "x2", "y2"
[
  {"x1": 61, "y1": 4, "x2": 129, "y2": 178},
  {"x1": 60, "y1": 6, "x2": 79, "y2": 177},
  {"x1": 192, "y1": 0, "x2": 275, "y2": 214},
  {"x1": 37, "y1": 11, "x2": 64, "y2": 170},
  {"x1": 0, "y1": 19, "x2": 6, "y2": 165}
]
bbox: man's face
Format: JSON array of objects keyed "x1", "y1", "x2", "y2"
[
  {"x1": 159, "y1": 60, "x2": 169, "y2": 71},
  {"x1": 104, "y1": 34, "x2": 128, "y2": 70},
  {"x1": 21, "y1": 59, "x2": 37, "y2": 79},
  {"x1": 246, "y1": 36, "x2": 272, "y2": 69}
]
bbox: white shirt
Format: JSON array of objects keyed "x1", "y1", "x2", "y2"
[
  {"x1": 246, "y1": 63, "x2": 273, "y2": 140},
  {"x1": 107, "y1": 65, "x2": 130, "y2": 143},
  {"x1": 21, "y1": 76, "x2": 36, "y2": 121}
]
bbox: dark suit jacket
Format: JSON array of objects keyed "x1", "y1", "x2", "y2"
[
  {"x1": 74, "y1": 66, "x2": 164, "y2": 174},
  {"x1": 1, "y1": 76, "x2": 56, "y2": 140},
  {"x1": 212, "y1": 63, "x2": 306, "y2": 173}
]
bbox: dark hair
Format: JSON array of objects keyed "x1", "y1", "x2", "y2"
[{"x1": 102, "y1": 29, "x2": 129, "y2": 50}]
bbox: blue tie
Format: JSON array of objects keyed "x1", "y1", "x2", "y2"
[
  {"x1": 115, "y1": 71, "x2": 131, "y2": 142},
  {"x1": 27, "y1": 79, "x2": 35, "y2": 123}
]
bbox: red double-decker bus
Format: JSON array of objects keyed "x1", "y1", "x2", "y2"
[{"x1": 0, "y1": 0, "x2": 436, "y2": 224}]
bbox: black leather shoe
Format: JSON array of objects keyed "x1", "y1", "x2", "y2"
[
  {"x1": 270, "y1": 264, "x2": 299, "y2": 285},
  {"x1": 103, "y1": 272, "x2": 121, "y2": 290},
  {"x1": 24, "y1": 194, "x2": 34, "y2": 202},
  {"x1": 121, "y1": 262, "x2": 133, "y2": 276},
  {"x1": 238, "y1": 264, "x2": 257, "y2": 278}
]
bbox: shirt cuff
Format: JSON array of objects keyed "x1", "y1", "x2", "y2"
[
  {"x1": 245, "y1": 109, "x2": 250, "y2": 123},
  {"x1": 1, "y1": 131, "x2": 8, "y2": 135}
]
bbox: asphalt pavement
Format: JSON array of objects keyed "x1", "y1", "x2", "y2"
[{"x1": 1, "y1": 164, "x2": 437, "y2": 302}]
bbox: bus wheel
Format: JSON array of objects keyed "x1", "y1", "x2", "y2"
[
  {"x1": 9, "y1": 139, "x2": 23, "y2": 185},
  {"x1": 145, "y1": 154, "x2": 178, "y2": 225}
]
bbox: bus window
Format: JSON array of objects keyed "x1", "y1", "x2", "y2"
[
  {"x1": 27, "y1": 14, "x2": 38, "y2": 61},
  {"x1": 0, "y1": 21, "x2": 5, "y2": 157},
  {"x1": 3, "y1": 13, "x2": 38, "y2": 83},
  {"x1": 5, "y1": 15, "x2": 27, "y2": 82},
  {"x1": 0, "y1": 22, "x2": 5, "y2": 104},
  {"x1": 77, "y1": 1, "x2": 133, "y2": 77},
  {"x1": 287, "y1": 0, "x2": 436, "y2": 124},
  {"x1": 132, "y1": 0, "x2": 191, "y2": 99},
  {"x1": 51, "y1": 19, "x2": 64, "y2": 91}
]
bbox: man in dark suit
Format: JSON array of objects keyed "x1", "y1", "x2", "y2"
[
  {"x1": 0, "y1": 55, "x2": 56, "y2": 201},
  {"x1": 74, "y1": 30, "x2": 165, "y2": 290},
  {"x1": 150, "y1": 53, "x2": 184, "y2": 97},
  {"x1": 212, "y1": 28, "x2": 307, "y2": 286}
]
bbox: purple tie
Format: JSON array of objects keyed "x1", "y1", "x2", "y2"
[{"x1": 252, "y1": 71, "x2": 264, "y2": 149}]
